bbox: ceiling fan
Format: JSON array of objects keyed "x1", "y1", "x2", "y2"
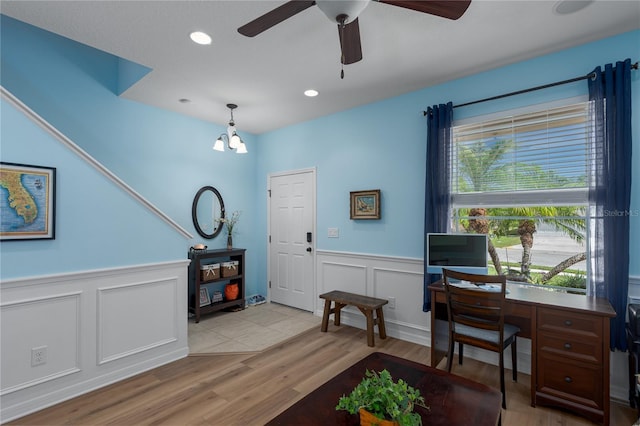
[{"x1": 238, "y1": 0, "x2": 471, "y2": 75}]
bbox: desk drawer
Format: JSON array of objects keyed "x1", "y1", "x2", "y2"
[
  {"x1": 537, "y1": 354, "x2": 603, "y2": 410},
  {"x1": 538, "y1": 331, "x2": 602, "y2": 363},
  {"x1": 536, "y1": 356, "x2": 603, "y2": 409},
  {"x1": 538, "y1": 307, "x2": 602, "y2": 338}
]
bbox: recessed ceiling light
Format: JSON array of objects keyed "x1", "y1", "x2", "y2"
[
  {"x1": 553, "y1": 0, "x2": 593, "y2": 15},
  {"x1": 190, "y1": 31, "x2": 212, "y2": 45},
  {"x1": 304, "y1": 89, "x2": 319, "y2": 97}
]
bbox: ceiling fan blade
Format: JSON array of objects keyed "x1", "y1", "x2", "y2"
[
  {"x1": 378, "y1": 0, "x2": 471, "y2": 20},
  {"x1": 238, "y1": 1, "x2": 316, "y2": 37},
  {"x1": 338, "y1": 18, "x2": 363, "y2": 65}
]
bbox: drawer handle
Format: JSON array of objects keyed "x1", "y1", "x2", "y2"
[
  {"x1": 564, "y1": 320, "x2": 573, "y2": 326},
  {"x1": 564, "y1": 342, "x2": 572, "y2": 350},
  {"x1": 565, "y1": 376, "x2": 573, "y2": 383}
]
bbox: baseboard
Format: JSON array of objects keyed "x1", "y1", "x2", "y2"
[
  {"x1": 1, "y1": 347, "x2": 188, "y2": 423},
  {"x1": 318, "y1": 308, "x2": 429, "y2": 347}
]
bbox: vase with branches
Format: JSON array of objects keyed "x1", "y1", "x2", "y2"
[{"x1": 217, "y1": 210, "x2": 241, "y2": 250}]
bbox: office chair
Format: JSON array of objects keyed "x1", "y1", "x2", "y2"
[{"x1": 442, "y1": 268, "x2": 520, "y2": 409}]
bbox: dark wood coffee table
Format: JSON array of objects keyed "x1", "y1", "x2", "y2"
[{"x1": 266, "y1": 352, "x2": 501, "y2": 426}]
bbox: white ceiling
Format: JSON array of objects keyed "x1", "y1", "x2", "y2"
[{"x1": 1, "y1": 0, "x2": 639, "y2": 134}]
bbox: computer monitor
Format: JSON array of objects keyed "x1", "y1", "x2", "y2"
[{"x1": 426, "y1": 233, "x2": 489, "y2": 275}]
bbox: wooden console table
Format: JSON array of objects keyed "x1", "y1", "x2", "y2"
[
  {"x1": 188, "y1": 248, "x2": 246, "y2": 323},
  {"x1": 429, "y1": 281, "x2": 615, "y2": 425},
  {"x1": 266, "y1": 352, "x2": 501, "y2": 426}
]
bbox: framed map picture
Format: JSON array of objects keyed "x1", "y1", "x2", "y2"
[
  {"x1": 350, "y1": 189, "x2": 381, "y2": 220},
  {"x1": 0, "y1": 162, "x2": 56, "y2": 241}
]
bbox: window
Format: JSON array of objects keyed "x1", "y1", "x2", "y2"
[{"x1": 449, "y1": 101, "x2": 593, "y2": 292}]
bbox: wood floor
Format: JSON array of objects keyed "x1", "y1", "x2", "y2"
[{"x1": 10, "y1": 325, "x2": 638, "y2": 425}]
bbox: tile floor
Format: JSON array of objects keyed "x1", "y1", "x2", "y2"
[{"x1": 188, "y1": 301, "x2": 322, "y2": 353}]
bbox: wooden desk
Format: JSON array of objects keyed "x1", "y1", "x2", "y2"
[
  {"x1": 429, "y1": 281, "x2": 616, "y2": 425},
  {"x1": 266, "y1": 352, "x2": 501, "y2": 426}
]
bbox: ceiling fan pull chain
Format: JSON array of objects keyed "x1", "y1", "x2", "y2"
[{"x1": 339, "y1": 17, "x2": 346, "y2": 79}]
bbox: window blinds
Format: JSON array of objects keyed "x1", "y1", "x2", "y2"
[{"x1": 451, "y1": 102, "x2": 592, "y2": 207}]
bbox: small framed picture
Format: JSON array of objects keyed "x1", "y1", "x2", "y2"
[
  {"x1": 350, "y1": 189, "x2": 381, "y2": 220},
  {"x1": 199, "y1": 287, "x2": 211, "y2": 307}
]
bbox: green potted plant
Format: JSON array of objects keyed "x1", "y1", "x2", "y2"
[{"x1": 336, "y1": 369, "x2": 428, "y2": 426}]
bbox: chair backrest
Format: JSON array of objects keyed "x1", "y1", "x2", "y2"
[{"x1": 442, "y1": 269, "x2": 508, "y2": 350}]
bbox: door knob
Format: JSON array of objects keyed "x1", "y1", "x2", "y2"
[{"x1": 306, "y1": 247, "x2": 312, "y2": 252}]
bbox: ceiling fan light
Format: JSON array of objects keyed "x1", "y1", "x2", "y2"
[
  {"x1": 553, "y1": 0, "x2": 593, "y2": 15},
  {"x1": 213, "y1": 138, "x2": 225, "y2": 151},
  {"x1": 316, "y1": 0, "x2": 370, "y2": 24},
  {"x1": 236, "y1": 142, "x2": 248, "y2": 154}
]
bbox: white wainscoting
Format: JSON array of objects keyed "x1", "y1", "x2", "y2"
[
  {"x1": 612, "y1": 275, "x2": 640, "y2": 404},
  {"x1": 316, "y1": 250, "x2": 429, "y2": 346},
  {"x1": 626, "y1": 275, "x2": 640, "y2": 304},
  {"x1": 0, "y1": 260, "x2": 190, "y2": 422}
]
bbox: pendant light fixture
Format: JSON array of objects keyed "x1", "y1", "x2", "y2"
[{"x1": 213, "y1": 103, "x2": 248, "y2": 154}]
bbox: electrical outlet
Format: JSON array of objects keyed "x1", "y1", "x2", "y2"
[
  {"x1": 388, "y1": 297, "x2": 396, "y2": 309},
  {"x1": 31, "y1": 345, "x2": 47, "y2": 366}
]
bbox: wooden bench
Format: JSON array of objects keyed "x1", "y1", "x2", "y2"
[{"x1": 319, "y1": 290, "x2": 388, "y2": 347}]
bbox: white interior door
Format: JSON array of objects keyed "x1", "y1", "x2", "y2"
[{"x1": 268, "y1": 169, "x2": 315, "y2": 311}]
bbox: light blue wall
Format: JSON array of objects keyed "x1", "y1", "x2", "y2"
[
  {"x1": 255, "y1": 96, "x2": 426, "y2": 256},
  {"x1": 1, "y1": 13, "x2": 638, "y2": 296},
  {"x1": 255, "y1": 29, "x2": 640, "y2": 290},
  {"x1": 0, "y1": 98, "x2": 187, "y2": 278},
  {"x1": 1, "y1": 15, "x2": 261, "y2": 294}
]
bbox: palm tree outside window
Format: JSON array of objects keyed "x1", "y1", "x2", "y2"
[{"x1": 449, "y1": 101, "x2": 592, "y2": 292}]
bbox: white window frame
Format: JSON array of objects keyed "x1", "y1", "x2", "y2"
[{"x1": 450, "y1": 96, "x2": 592, "y2": 291}]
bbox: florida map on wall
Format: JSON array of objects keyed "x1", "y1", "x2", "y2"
[{"x1": 0, "y1": 162, "x2": 56, "y2": 240}]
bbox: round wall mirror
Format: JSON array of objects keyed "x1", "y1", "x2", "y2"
[{"x1": 192, "y1": 186, "x2": 225, "y2": 239}]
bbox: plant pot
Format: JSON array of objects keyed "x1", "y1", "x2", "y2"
[
  {"x1": 224, "y1": 282, "x2": 239, "y2": 301},
  {"x1": 358, "y1": 408, "x2": 399, "y2": 426}
]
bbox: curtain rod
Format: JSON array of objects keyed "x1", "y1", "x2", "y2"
[{"x1": 423, "y1": 61, "x2": 638, "y2": 115}]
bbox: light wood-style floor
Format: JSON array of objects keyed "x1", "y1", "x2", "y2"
[{"x1": 10, "y1": 310, "x2": 638, "y2": 425}]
